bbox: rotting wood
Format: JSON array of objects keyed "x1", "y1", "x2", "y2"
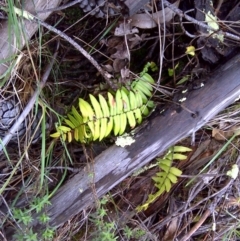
[
  {"x1": 30, "y1": 52, "x2": 240, "y2": 231},
  {"x1": 0, "y1": 0, "x2": 61, "y2": 77}
]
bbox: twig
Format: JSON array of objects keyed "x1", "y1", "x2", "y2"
[
  {"x1": 33, "y1": 14, "x2": 114, "y2": 88},
  {"x1": 215, "y1": 0, "x2": 224, "y2": 15},
  {"x1": 163, "y1": 0, "x2": 240, "y2": 42},
  {"x1": 36, "y1": 0, "x2": 83, "y2": 13},
  {"x1": 179, "y1": 208, "x2": 211, "y2": 241},
  {"x1": 46, "y1": 166, "x2": 82, "y2": 173},
  {"x1": 7, "y1": 6, "x2": 114, "y2": 88},
  {"x1": 0, "y1": 43, "x2": 59, "y2": 151},
  {"x1": 152, "y1": 178, "x2": 233, "y2": 233}
]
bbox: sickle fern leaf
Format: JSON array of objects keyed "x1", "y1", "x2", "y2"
[
  {"x1": 51, "y1": 64, "x2": 156, "y2": 143},
  {"x1": 136, "y1": 146, "x2": 192, "y2": 212}
]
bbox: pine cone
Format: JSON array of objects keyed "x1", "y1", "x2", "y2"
[
  {"x1": 79, "y1": 0, "x2": 124, "y2": 18},
  {"x1": 0, "y1": 98, "x2": 45, "y2": 143}
]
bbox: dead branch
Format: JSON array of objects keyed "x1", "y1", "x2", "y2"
[
  {"x1": 0, "y1": 45, "x2": 59, "y2": 151},
  {"x1": 163, "y1": 0, "x2": 240, "y2": 42}
]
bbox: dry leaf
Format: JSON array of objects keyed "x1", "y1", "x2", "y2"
[
  {"x1": 107, "y1": 37, "x2": 122, "y2": 53},
  {"x1": 128, "y1": 34, "x2": 143, "y2": 49},
  {"x1": 129, "y1": 0, "x2": 180, "y2": 29},
  {"x1": 212, "y1": 128, "x2": 234, "y2": 141},
  {"x1": 113, "y1": 58, "x2": 128, "y2": 73},
  {"x1": 102, "y1": 64, "x2": 114, "y2": 73},
  {"x1": 162, "y1": 198, "x2": 179, "y2": 241},
  {"x1": 120, "y1": 68, "x2": 130, "y2": 79},
  {"x1": 114, "y1": 22, "x2": 139, "y2": 36},
  {"x1": 110, "y1": 42, "x2": 129, "y2": 60}
]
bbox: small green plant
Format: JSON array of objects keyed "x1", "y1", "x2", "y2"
[
  {"x1": 13, "y1": 228, "x2": 37, "y2": 241},
  {"x1": 51, "y1": 62, "x2": 157, "y2": 143},
  {"x1": 89, "y1": 197, "x2": 118, "y2": 241},
  {"x1": 12, "y1": 195, "x2": 54, "y2": 241},
  {"x1": 123, "y1": 225, "x2": 146, "y2": 240},
  {"x1": 12, "y1": 208, "x2": 33, "y2": 226},
  {"x1": 137, "y1": 146, "x2": 192, "y2": 211},
  {"x1": 87, "y1": 196, "x2": 147, "y2": 241}
]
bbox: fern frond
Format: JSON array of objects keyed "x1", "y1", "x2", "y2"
[
  {"x1": 136, "y1": 145, "x2": 192, "y2": 212},
  {"x1": 51, "y1": 63, "x2": 156, "y2": 143}
]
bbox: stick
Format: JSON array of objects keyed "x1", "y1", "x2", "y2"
[
  {"x1": 163, "y1": 0, "x2": 240, "y2": 42},
  {"x1": 0, "y1": 44, "x2": 59, "y2": 151}
]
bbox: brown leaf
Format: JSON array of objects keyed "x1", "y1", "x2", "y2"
[
  {"x1": 113, "y1": 59, "x2": 128, "y2": 73},
  {"x1": 212, "y1": 128, "x2": 234, "y2": 141},
  {"x1": 129, "y1": 0, "x2": 180, "y2": 29},
  {"x1": 120, "y1": 67, "x2": 130, "y2": 79},
  {"x1": 114, "y1": 22, "x2": 139, "y2": 36},
  {"x1": 102, "y1": 64, "x2": 114, "y2": 73},
  {"x1": 128, "y1": 34, "x2": 143, "y2": 49},
  {"x1": 107, "y1": 37, "x2": 122, "y2": 53},
  {"x1": 162, "y1": 198, "x2": 179, "y2": 241},
  {"x1": 110, "y1": 43, "x2": 129, "y2": 60}
]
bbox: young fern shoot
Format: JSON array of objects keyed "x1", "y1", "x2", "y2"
[{"x1": 137, "y1": 146, "x2": 192, "y2": 212}]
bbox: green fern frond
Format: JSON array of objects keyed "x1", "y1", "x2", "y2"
[
  {"x1": 51, "y1": 64, "x2": 156, "y2": 143},
  {"x1": 136, "y1": 145, "x2": 192, "y2": 212}
]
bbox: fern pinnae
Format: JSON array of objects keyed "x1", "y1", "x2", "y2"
[
  {"x1": 136, "y1": 146, "x2": 192, "y2": 212},
  {"x1": 134, "y1": 108, "x2": 142, "y2": 124},
  {"x1": 135, "y1": 88, "x2": 148, "y2": 104},
  {"x1": 166, "y1": 172, "x2": 178, "y2": 183},
  {"x1": 89, "y1": 94, "x2": 103, "y2": 141},
  {"x1": 113, "y1": 115, "x2": 121, "y2": 136},
  {"x1": 65, "y1": 117, "x2": 76, "y2": 129},
  {"x1": 135, "y1": 91, "x2": 143, "y2": 108},
  {"x1": 136, "y1": 80, "x2": 152, "y2": 97},
  {"x1": 105, "y1": 116, "x2": 113, "y2": 137},
  {"x1": 79, "y1": 98, "x2": 94, "y2": 121},
  {"x1": 141, "y1": 72, "x2": 155, "y2": 84},
  {"x1": 119, "y1": 113, "x2": 127, "y2": 135},
  {"x1": 99, "y1": 94, "x2": 110, "y2": 118},
  {"x1": 99, "y1": 118, "x2": 107, "y2": 141},
  {"x1": 140, "y1": 105, "x2": 149, "y2": 116},
  {"x1": 129, "y1": 91, "x2": 137, "y2": 110},
  {"x1": 89, "y1": 94, "x2": 103, "y2": 119},
  {"x1": 108, "y1": 92, "x2": 117, "y2": 116},
  {"x1": 119, "y1": 89, "x2": 136, "y2": 128},
  {"x1": 58, "y1": 126, "x2": 71, "y2": 133},
  {"x1": 71, "y1": 106, "x2": 83, "y2": 123},
  {"x1": 120, "y1": 88, "x2": 130, "y2": 112},
  {"x1": 51, "y1": 63, "x2": 157, "y2": 143},
  {"x1": 115, "y1": 90, "x2": 123, "y2": 115}
]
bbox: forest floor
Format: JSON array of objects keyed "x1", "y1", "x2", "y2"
[{"x1": 1, "y1": 0, "x2": 240, "y2": 240}]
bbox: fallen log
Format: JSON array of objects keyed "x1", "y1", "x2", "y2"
[{"x1": 32, "y1": 52, "x2": 240, "y2": 230}]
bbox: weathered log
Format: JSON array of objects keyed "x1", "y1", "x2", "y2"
[{"x1": 32, "y1": 52, "x2": 240, "y2": 230}]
